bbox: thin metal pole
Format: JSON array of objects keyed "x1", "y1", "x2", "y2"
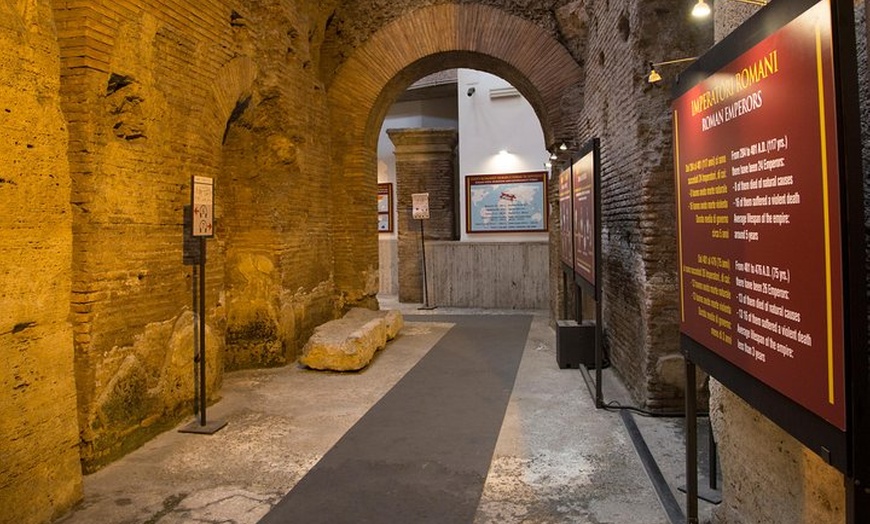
[
  {"x1": 709, "y1": 418, "x2": 718, "y2": 491},
  {"x1": 594, "y1": 285, "x2": 603, "y2": 409},
  {"x1": 198, "y1": 237, "x2": 206, "y2": 426},
  {"x1": 574, "y1": 283, "x2": 581, "y2": 321},
  {"x1": 420, "y1": 218, "x2": 429, "y2": 307},
  {"x1": 562, "y1": 271, "x2": 568, "y2": 319},
  {"x1": 192, "y1": 262, "x2": 199, "y2": 416},
  {"x1": 686, "y1": 358, "x2": 699, "y2": 524}
]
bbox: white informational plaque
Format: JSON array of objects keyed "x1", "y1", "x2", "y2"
[
  {"x1": 412, "y1": 192, "x2": 430, "y2": 220},
  {"x1": 192, "y1": 176, "x2": 214, "y2": 237}
]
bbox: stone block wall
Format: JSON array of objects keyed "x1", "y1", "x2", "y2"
[
  {"x1": 220, "y1": 3, "x2": 341, "y2": 371},
  {"x1": 553, "y1": 0, "x2": 711, "y2": 410},
  {"x1": 50, "y1": 0, "x2": 344, "y2": 473},
  {"x1": 0, "y1": 1, "x2": 81, "y2": 522},
  {"x1": 53, "y1": 0, "x2": 239, "y2": 472}
]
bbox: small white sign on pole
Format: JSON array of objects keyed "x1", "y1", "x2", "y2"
[
  {"x1": 412, "y1": 192, "x2": 430, "y2": 220},
  {"x1": 192, "y1": 176, "x2": 214, "y2": 237}
]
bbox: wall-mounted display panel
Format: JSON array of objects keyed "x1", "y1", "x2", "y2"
[
  {"x1": 378, "y1": 183, "x2": 393, "y2": 232},
  {"x1": 558, "y1": 165, "x2": 573, "y2": 269},
  {"x1": 571, "y1": 140, "x2": 599, "y2": 291},
  {"x1": 465, "y1": 172, "x2": 547, "y2": 233},
  {"x1": 673, "y1": 0, "x2": 865, "y2": 472}
]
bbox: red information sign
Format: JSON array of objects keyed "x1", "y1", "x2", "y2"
[
  {"x1": 572, "y1": 151, "x2": 596, "y2": 286},
  {"x1": 674, "y1": 1, "x2": 845, "y2": 429},
  {"x1": 559, "y1": 166, "x2": 573, "y2": 268}
]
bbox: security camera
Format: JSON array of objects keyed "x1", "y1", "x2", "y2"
[{"x1": 466, "y1": 87, "x2": 475, "y2": 97}]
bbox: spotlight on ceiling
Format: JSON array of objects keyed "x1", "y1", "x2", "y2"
[{"x1": 692, "y1": 0, "x2": 712, "y2": 18}]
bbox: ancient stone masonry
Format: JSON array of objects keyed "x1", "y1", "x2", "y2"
[
  {"x1": 552, "y1": 0, "x2": 711, "y2": 410},
  {"x1": 47, "y1": 0, "x2": 346, "y2": 475},
  {"x1": 220, "y1": 2, "x2": 342, "y2": 372},
  {"x1": 300, "y1": 308, "x2": 404, "y2": 371},
  {"x1": 53, "y1": 0, "x2": 240, "y2": 474},
  {"x1": 388, "y1": 128, "x2": 458, "y2": 303},
  {"x1": 0, "y1": 1, "x2": 81, "y2": 523},
  {"x1": 4, "y1": 2, "x2": 865, "y2": 524},
  {"x1": 325, "y1": 3, "x2": 584, "y2": 315}
]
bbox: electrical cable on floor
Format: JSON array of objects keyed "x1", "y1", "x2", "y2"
[{"x1": 578, "y1": 362, "x2": 710, "y2": 417}]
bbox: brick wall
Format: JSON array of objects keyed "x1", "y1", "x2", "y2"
[
  {"x1": 51, "y1": 0, "x2": 343, "y2": 472},
  {"x1": 552, "y1": 0, "x2": 711, "y2": 410},
  {"x1": 327, "y1": 3, "x2": 584, "y2": 310},
  {"x1": 0, "y1": 1, "x2": 81, "y2": 522},
  {"x1": 388, "y1": 128, "x2": 458, "y2": 303}
]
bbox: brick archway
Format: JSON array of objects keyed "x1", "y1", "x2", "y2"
[{"x1": 326, "y1": 3, "x2": 583, "y2": 303}]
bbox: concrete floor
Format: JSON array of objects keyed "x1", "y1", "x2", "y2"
[{"x1": 57, "y1": 302, "x2": 716, "y2": 524}]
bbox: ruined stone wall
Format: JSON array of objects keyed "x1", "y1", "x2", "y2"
[
  {"x1": 220, "y1": 2, "x2": 341, "y2": 371},
  {"x1": 388, "y1": 128, "x2": 458, "y2": 303},
  {"x1": 553, "y1": 0, "x2": 710, "y2": 409},
  {"x1": 0, "y1": 1, "x2": 82, "y2": 522},
  {"x1": 52, "y1": 0, "x2": 343, "y2": 473},
  {"x1": 54, "y1": 0, "x2": 239, "y2": 473},
  {"x1": 323, "y1": 2, "x2": 584, "y2": 311}
]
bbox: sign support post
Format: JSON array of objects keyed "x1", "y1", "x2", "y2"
[
  {"x1": 412, "y1": 192, "x2": 436, "y2": 310},
  {"x1": 180, "y1": 176, "x2": 226, "y2": 435},
  {"x1": 685, "y1": 355, "x2": 699, "y2": 524}
]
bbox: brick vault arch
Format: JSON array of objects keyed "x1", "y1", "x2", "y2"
[{"x1": 327, "y1": 3, "x2": 584, "y2": 302}]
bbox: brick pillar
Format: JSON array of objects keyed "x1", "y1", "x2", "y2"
[{"x1": 387, "y1": 128, "x2": 458, "y2": 303}]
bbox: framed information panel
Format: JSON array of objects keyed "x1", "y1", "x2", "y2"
[
  {"x1": 673, "y1": 0, "x2": 864, "y2": 473},
  {"x1": 558, "y1": 164, "x2": 573, "y2": 270},
  {"x1": 466, "y1": 172, "x2": 548, "y2": 233},
  {"x1": 571, "y1": 139, "x2": 600, "y2": 293},
  {"x1": 377, "y1": 183, "x2": 393, "y2": 232}
]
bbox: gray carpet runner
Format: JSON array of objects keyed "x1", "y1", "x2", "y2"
[{"x1": 260, "y1": 314, "x2": 532, "y2": 524}]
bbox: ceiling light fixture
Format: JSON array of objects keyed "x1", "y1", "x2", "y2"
[
  {"x1": 692, "y1": 0, "x2": 768, "y2": 19},
  {"x1": 647, "y1": 57, "x2": 698, "y2": 84},
  {"x1": 692, "y1": 0, "x2": 711, "y2": 18}
]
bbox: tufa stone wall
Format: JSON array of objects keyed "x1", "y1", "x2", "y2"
[
  {"x1": 220, "y1": 2, "x2": 341, "y2": 371},
  {"x1": 0, "y1": 1, "x2": 82, "y2": 522},
  {"x1": 552, "y1": 0, "x2": 711, "y2": 410},
  {"x1": 51, "y1": 0, "x2": 345, "y2": 473},
  {"x1": 54, "y1": 0, "x2": 241, "y2": 473}
]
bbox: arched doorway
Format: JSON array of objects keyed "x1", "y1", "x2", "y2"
[
  {"x1": 376, "y1": 68, "x2": 553, "y2": 308},
  {"x1": 325, "y1": 4, "x2": 584, "y2": 309}
]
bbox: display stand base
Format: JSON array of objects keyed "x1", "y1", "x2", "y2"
[
  {"x1": 679, "y1": 483, "x2": 723, "y2": 504},
  {"x1": 178, "y1": 419, "x2": 227, "y2": 435},
  {"x1": 417, "y1": 305, "x2": 437, "y2": 311}
]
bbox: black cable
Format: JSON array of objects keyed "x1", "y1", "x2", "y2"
[{"x1": 578, "y1": 364, "x2": 710, "y2": 417}]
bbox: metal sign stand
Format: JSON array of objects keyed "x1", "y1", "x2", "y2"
[
  {"x1": 412, "y1": 192, "x2": 436, "y2": 311},
  {"x1": 180, "y1": 177, "x2": 226, "y2": 435},
  {"x1": 684, "y1": 355, "x2": 699, "y2": 524}
]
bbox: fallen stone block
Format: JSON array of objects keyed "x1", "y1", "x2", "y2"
[
  {"x1": 343, "y1": 308, "x2": 404, "y2": 340},
  {"x1": 299, "y1": 308, "x2": 403, "y2": 371}
]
